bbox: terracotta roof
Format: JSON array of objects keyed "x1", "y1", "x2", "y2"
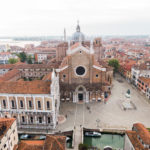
[
  {"x1": 139, "y1": 77, "x2": 150, "y2": 85},
  {"x1": 133, "y1": 123, "x2": 150, "y2": 145},
  {"x1": 17, "y1": 135, "x2": 66, "y2": 150},
  {"x1": 17, "y1": 140, "x2": 44, "y2": 150},
  {"x1": 133, "y1": 63, "x2": 149, "y2": 70},
  {"x1": 0, "y1": 69, "x2": 21, "y2": 82},
  {"x1": 0, "y1": 81, "x2": 51, "y2": 94},
  {"x1": 126, "y1": 130, "x2": 145, "y2": 150},
  {"x1": 42, "y1": 72, "x2": 52, "y2": 81},
  {"x1": 0, "y1": 118, "x2": 16, "y2": 140},
  {"x1": 0, "y1": 64, "x2": 14, "y2": 69},
  {"x1": 44, "y1": 135, "x2": 66, "y2": 150},
  {"x1": 0, "y1": 63, "x2": 57, "y2": 70}
]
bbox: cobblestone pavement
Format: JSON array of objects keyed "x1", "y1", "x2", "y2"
[{"x1": 56, "y1": 74, "x2": 150, "y2": 132}]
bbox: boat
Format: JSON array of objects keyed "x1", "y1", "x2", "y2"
[
  {"x1": 20, "y1": 134, "x2": 29, "y2": 139},
  {"x1": 103, "y1": 146, "x2": 112, "y2": 150},
  {"x1": 66, "y1": 137, "x2": 71, "y2": 141},
  {"x1": 39, "y1": 135, "x2": 46, "y2": 140},
  {"x1": 85, "y1": 131, "x2": 101, "y2": 137}
]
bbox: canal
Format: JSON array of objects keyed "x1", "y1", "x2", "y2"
[{"x1": 84, "y1": 132, "x2": 124, "y2": 150}]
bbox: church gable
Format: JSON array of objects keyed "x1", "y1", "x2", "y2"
[{"x1": 67, "y1": 43, "x2": 90, "y2": 55}]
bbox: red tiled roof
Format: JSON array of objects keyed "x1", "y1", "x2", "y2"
[
  {"x1": 126, "y1": 130, "x2": 145, "y2": 150},
  {"x1": 44, "y1": 135, "x2": 66, "y2": 150},
  {"x1": 17, "y1": 140, "x2": 44, "y2": 150},
  {"x1": 0, "y1": 81, "x2": 51, "y2": 94},
  {"x1": 0, "y1": 69, "x2": 21, "y2": 82},
  {"x1": 133, "y1": 123, "x2": 150, "y2": 145},
  {"x1": 139, "y1": 77, "x2": 150, "y2": 85},
  {"x1": 17, "y1": 135, "x2": 66, "y2": 150},
  {"x1": 42, "y1": 72, "x2": 52, "y2": 81}
]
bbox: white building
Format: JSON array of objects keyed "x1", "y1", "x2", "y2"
[
  {"x1": 0, "y1": 52, "x2": 18, "y2": 64},
  {"x1": 0, "y1": 118, "x2": 18, "y2": 150},
  {"x1": 131, "y1": 62, "x2": 150, "y2": 86},
  {"x1": 0, "y1": 70, "x2": 60, "y2": 131}
]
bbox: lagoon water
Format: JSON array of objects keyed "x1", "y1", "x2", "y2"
[
  {"x1": 0, "y1": 39, "x2": 40, "y2": 48},
  {"x1": 84, "y1": 133, "x2": 124, "y2": 150}
]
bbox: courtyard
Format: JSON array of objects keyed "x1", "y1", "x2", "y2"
[{"x1": 56, "y1": 74, "x2": 150, "y2": 132}]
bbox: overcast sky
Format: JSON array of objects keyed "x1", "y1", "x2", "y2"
[{"x1": 0, "y1": 0, "x2": 150, "y2": 36}]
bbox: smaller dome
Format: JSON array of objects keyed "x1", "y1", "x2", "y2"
[
  {"x1": 72, "y1": 32, "x2": 85, "y2": 42},
  {"x1": 72, "y1": 22, "x2": 85, "y2": 42}
]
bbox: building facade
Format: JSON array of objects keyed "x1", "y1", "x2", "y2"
[
  {"x1": 0, "y1": 118, "x2": 18, "y2": 150},
  {"x1": 57, "y1": 42, "x2": 113, "y2": 103},
  {"x1": 124, "y1": 123, "x2": 150, "y2": 150},
  {"x1": 0, "y1": 71, "x2": 60, "y2": 130}
]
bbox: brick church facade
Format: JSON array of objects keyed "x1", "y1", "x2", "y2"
[{"x1": 56, "y1": 23, "x2": 113, "y2": 103}]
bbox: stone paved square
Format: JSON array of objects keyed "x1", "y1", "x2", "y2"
[{"x1": 56, "y1": 74, "x2": 150, "y2": 132}]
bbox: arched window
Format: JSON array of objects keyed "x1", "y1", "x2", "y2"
[
  {"x1": 22, "y1": 116, "x2": 25, "y2": 123},
  {"x1": 47, "y1": 101, "x2": 50, "y2": 109},
  {"x1": 3, "y1": 100, "x2": 6, "y2": 108},
  {"x1": 20, "y1": 100, "x2": 23, "y2": 108},
  {"x1": 30, "y1": 117, "x2": 33, "y2": 123},
  {"x1": 11, "y1": 100, "x2": 15, "y2": 108},
  {"x1": 29, "y1": 101, "x2": 32, "y2": 108},
  {"x1": 39, "y1": 117, "x2": 42, "y2": 123},
  {"x1": 38, "y1": 101, "x2": 41, "y2": 109},
  {"x1": 48, "y1": 117, "x2": 51, "y2": 123}
]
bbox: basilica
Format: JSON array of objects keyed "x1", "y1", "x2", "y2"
[
  {"x1": 0, "y1": 23, "x2": 113, "y2": 131},
  {"x1": 57, "y1": 23, "x2": 113, "y2": 103}
]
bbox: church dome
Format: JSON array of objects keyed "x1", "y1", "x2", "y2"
[{"x1": 72, "y1": 22, "x2": 85, "y2": 42}]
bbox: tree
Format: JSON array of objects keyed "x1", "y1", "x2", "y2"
[
  {"x1": 108, "y1": 59, "x2": 120, "y2": 73},
  {"x1": 78, "y1": 143, "x2": 88, "y2": 150},
  {"x1": 27, "y1": 55, "x2": 33, "y2": 64},
  {"x1": 17, "y1": 52, "x2": 27, "y2": 62},
  {"x1": 8, "y1": 58, "x2": 18, "y2": 64}
]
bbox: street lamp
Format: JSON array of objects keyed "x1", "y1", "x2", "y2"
[{"x1": 96, "y1": 119, "x2": 100, "y2": 128}]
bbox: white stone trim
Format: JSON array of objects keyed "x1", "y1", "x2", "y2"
[
  {"x1": 93, "y1": 65, "x2": 106, "y2": 71},
  {"x1": 56, "y1": 66, "x2": 68, "y2": 72},
  {"x1": 1, "y1": 109, "x2": 54, "y2": 113}
]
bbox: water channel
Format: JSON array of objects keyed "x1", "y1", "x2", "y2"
[{"x1": 84, "y1": 132, "x2": 124, "y2": 150}]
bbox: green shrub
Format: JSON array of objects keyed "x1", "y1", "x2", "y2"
[{"x1": 78, "y1": 143, "x2": 88, "y2": 150}]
